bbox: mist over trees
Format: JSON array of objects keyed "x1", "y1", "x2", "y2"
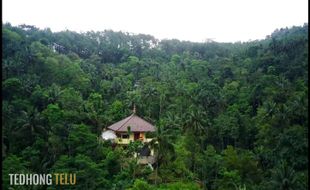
[{"x1": 2, "y1": 22, "x2": 308, "y2": 189}]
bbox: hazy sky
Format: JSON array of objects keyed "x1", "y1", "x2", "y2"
[{"x1": 2, "y1": 0, "x2": 308, "y2": 42}]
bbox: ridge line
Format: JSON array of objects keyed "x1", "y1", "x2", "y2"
[{"x1": 115, "y1": 113, "x2": 135, "y2": 132}]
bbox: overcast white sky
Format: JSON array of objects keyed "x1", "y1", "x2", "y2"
[{"x1": 2, "y1": 0, "x2": 308, "y2": 42}]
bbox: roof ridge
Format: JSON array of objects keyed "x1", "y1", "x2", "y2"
[
  {"x1": 115, "y1": 113, "x2": 135, "y2": 131},
  {"x1": 140, "y1": 116, "x2": 154, "y2": 127}
]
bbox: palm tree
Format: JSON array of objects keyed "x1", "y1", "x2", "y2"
[
  {"x1": 15, "y1": 107, "x2": 47, "y2": 143},
  {"x1": 181, "y1": 105, "x2": 209, "y2": 175},
  {"x1": 270, "y1": 161, "x2": 299, "y2": 190},
  {"x1": 149, "y1": 124, "x2": 175, "y2": 165},
  {"x1": 182, "y1": 105, "x2": 208, "y2": 134},
  {"x1": 148, "y1": 123, "x2": 175, "y2": 184},
  {"x1": 182, "y1": 105, "x2": 209, "y2": 151},
  {"x1": 47, "y1": 83, "x2": 62, "y2": 104},
  {"x1": 2, "y1": 101, "x2": 14, "y2": 155}
]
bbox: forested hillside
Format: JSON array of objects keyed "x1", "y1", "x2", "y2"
[{"x1": 2, "y1": 23, "x2": 308, "y2": 190}]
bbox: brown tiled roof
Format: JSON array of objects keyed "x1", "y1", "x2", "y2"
[{"x1": 107, "y1": 114, "x2": 155, "y2": 132}]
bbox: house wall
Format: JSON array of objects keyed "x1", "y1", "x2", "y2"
[
  {"x1": 115, "y1": 132, "x2": 153, "y2": 145},
  {"x1": 139, "y1": 132, "x2": 145, "y2": 140},
  {"x1": 114, "y1": 131, "x2": 156, "y2": 164}
]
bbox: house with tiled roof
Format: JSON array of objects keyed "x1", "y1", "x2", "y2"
[{"x1": 101, "y1": 106, "x2": 156, "y2": 164}]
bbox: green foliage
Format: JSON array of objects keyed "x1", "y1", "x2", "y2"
[
  {"x1": 3, "y1": 78, "x2": 23, "y2": 100},
  {"x1": 50, "y1": 154, "x2": 110, "y2": 189},
  {"x1": 2, "y1": 154, "x2": 30, "y2": 189},
  {"x1": 107, "y1": 100, "x2": 126, "y2": 122},
  {"x1": 268, "y1": 161, "x2": 305, "y2": 190},
  {"x1": 67, "y1": 124, "x2": 99, "y2": 157},
  {"x1": 156, "y1": 181, "x2": 201, "y2": 190},
  {"x1": 129, "y1": 179, "x2": 153, "y2": 190}
]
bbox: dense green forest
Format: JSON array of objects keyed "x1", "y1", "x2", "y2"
[{"x1": 2, "y1": 23, "x2": 308, "y2": 190}]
